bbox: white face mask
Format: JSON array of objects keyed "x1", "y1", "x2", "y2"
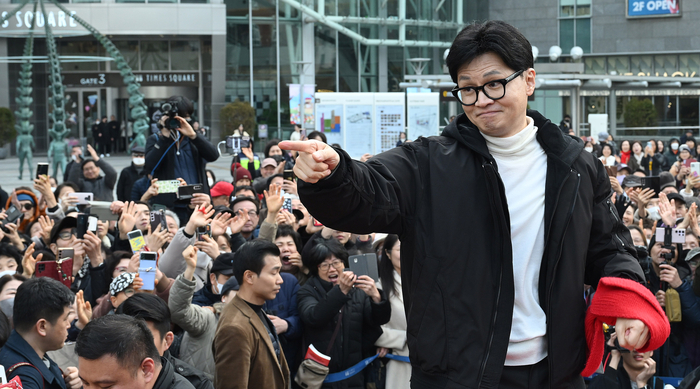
[
  {"x1": 647, "y1": 206, "x2": 661, "y2": 221},
  {"x1": 584, "y1": 147, "x2": 593, "y2": 153},
  {"x1": 133, "y1": 157, "x2": 145, "y2": 166},
  {"x1": 672, "y1": 143, "x2": 679, "y2": 151},
  {"x1": 216, "y1": 282, "x2": 226, "y2": 295},
  {"x1": 71, "y1": 154, "x2": 78, "y2": 162},
  {"x1": 0, "y1": 270, "x2": 16, "y2": 278},
  {"x1": 208, "y1": 178, "x2": 214, "y2": 187}
]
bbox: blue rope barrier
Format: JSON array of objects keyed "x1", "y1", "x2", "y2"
[{"x1": 324, "y1": 353, "x2": 410, "y2": 383}]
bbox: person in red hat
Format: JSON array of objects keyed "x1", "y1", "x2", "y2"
[
  {"x1": 210, "y1": 181, "x2": 234, "y2": 208},
  {"x1": 234, "y1": 167, "x2": 252, "y2": 188}
]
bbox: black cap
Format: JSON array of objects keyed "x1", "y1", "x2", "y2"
[
  {"x1": 622, "y1": 175, "x2": 642, "y2": 188},
  {"x1": 667, "y1": 192, "x2": 685, "y2": 207},
  {"x1": 660, "y1": 172, "x2": 676, "y2": 190},
  {"x1": 211, "y1": 253, "x2": 235, "y2": 276},
  {"x1": 49, "y1": 216, "x2": 77, "y2": 244},
  {"x1": 220, "y1": 277, "x2": 240, "y2": 296},
  {"x1": 131, "y1": 146, "x2": 145, "y2": 154}
]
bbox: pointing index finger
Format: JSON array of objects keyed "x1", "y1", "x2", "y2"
[{"x1": 279, "y1": 140, "x2": 318, "y2": 154}]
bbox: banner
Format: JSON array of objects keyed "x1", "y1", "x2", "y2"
[
  {"x1": 289, "y1": 84, "x2": 315, "y2": 127},
  {"x1": 628, "y1": 0, "x2": 680, "y2": 18},
  {"x1": 407, "y1": 93, "x2": 440, "y2": 140}
]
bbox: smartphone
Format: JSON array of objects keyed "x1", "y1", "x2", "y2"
[
  {"x1": 80, "y1": 138, "x2": 88, "y2": 155},
  {"x1": 76, "y1": 213, "x2": 89, "y2": 239},
  {"x1": 283, "y1": 170, "x2": 296, "y2": 182},
  {"x1": 89, "y1": 201, "x2": 119, "y2": 221},
  {"x1": 656, "y1": 227, "x2": 686, "y2": 244},
  {"x1": 240, "y1": 135, "x2": 250, "y2": 149},
  {"x1": 36, "y1": 163, "x2": 49, "y2": 179},
  {"x1": 196, "y1": 225, "x2": 211, "y2": 241},
  {"x1": 1, "y1": 205, "x2": 22, "y2": 226},
  {"x1": 157, "y1": 180, "x2": 181, "y2": 194},
  {"x1": 691, "y1": 162, "x2": 700, "y2": 178},
  {"x1": 605, "y1": 166, "x2": 617, "y2": 177},
  {"x1": 73, "y1": 192, "x2": 94, "y2": 205},
  {"x1": 177, "y1": 184, "x2": 204, "y2": 200},
  {"x1": 88, "y1": 216, "x2": 98, "y2": 233},
  {"x1": 36, "y1": 258, "x2": 73, "y2": 287},
  {"x1": 641, "y1": 176, "x2": 660, "y2": 198},
  {"x1": 58, "y1": 247, "x2": 74, "y2": 261},
  {"x1": 127, "y1": 230, "x2": 146, "y2": 253},
  {"x1": 150, "y1": 210, "x2": 166, "y2": 233},
  {"x1": 347, "y1": 253, "x2": 379, "y2": 283},
  {"x1": 139, "y1": 252, "x2": 158, "y2": 291}
]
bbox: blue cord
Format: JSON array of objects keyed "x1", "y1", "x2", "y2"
[{"x1": 150, "y1": 131, "x2": 180, "y2": 177}]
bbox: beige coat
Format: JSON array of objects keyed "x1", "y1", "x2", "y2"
[
  {"x1": 375, "y1": 270, "x2": 411, "y2": 388},
  {"x1": 213, "y1": 295, "x2": 289, "y2": 389}
]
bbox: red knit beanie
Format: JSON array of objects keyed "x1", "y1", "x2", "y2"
[{"x1": 582, "y1": 277, "x2": 670, "y2": 377}]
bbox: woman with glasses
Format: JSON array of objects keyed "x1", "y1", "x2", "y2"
[{"x1": 297, "y1": 239, "x2": 391, "y2": 389}]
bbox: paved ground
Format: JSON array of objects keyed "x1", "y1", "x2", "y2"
[{"x1": 0, "y1": 151, "x2": 235, "y2": 195}]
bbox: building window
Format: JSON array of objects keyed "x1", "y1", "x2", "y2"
[{"x1": 559, "y1": 0, "x2": 591, "y2": 53}]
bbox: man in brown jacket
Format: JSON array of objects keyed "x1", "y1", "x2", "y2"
[{"x1": 212, "y1": 241, "x2": 289, "y2": 389}]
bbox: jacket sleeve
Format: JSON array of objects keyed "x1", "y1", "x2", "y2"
[
  {"x1": 88, "y1": 264, "x2": 110, "y2": 306},
  {"x1": 7, "y1": 365, "x2": 44, "y2": 389},
  {"x1": 676, "y1": 279, "x2": 700, "y2": 326},
  {"x1": 257, "y1": 220, "x2": 277, "y2": 242},
  {"x1": 159, "y1": 228, "x2": 196, "y2": 279},
  {"x1": 374, "y1": 326, "x2": 407, "y2": 350},
  {"x1": 116, "y1": 168, "x2": 127, "y2": 201},
  {"x1": 97, "y1": 158, "x2": 118, "y2": 190},
  {"x1": 297, "y1": 283, "x2": 350, "y2": 328},
  {"x1": 584, "y1": 161, "x2": 645, "y2": 286},
  {"x1": 363, "y1": 289, "x2": 391, "y2": 327},
  {"x1": 169, "y1": 274, "x2": 213, "y2": 337},
  {"x1": 282, "y1": 279, "x2": 302, "y2": 340},
  {"x1": 297, "y1": 144, "x2": 423, "y2": 236},
  {"x1": 190, "y1": 133, "x2": 219, "y2": 163},
  {"x1": 214, "y1": 322, "x2": 252, "y2": 389},
  {"x1": 585, "y1": 363, "x2": 621, "y2": 389}
]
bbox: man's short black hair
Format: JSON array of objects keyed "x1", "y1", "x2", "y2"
[
  {"x1": 13, "y1": 277, "x2": 74, "y2": 334},
  {"x1": 76, "y1": 315, "x2": 161, "y2": 372},
  {"x1": 233, "y1": 241, "x2": 280, "y2": 285},
  {"x1": 0, "y1": 242, "x2": 22, "y2": 263},
  {"x1": 304, "y1": 239, "x2": 349, "y2": 277},
  {"x1": 116, "y1": 294, "x2": 171, "y2": 341},
  {"x1": 306, "y1": 131, "x2": 327, "y2": 143},
  {"x1": 55, "y1": 182, "x2": 80, "y2": 196},
  {"x1": 275, "y1": 225, "x2": 302, "y2": 252},
  {"x1": 230, "y1": 196, "x2": 260, "y2": 213},
  {"x1": 167, "y1": 95, "x2": 195, "y2": 117},
  {"x1": 266, "y1": 174, "x2": 283, "y2": 190},
  {"x1": 445, "y1": 20, "x2": 534, "y2": 84},
  {"x1": 234, "y1": 185, "x2": 257, "y2": 197}
]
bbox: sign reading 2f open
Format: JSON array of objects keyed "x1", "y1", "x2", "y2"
[{"x1": 628, "y1": 0, "x2": 680, "y2": 17}]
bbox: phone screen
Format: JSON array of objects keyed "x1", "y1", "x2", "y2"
[
  {"x1": 150, "y1": 210, "x2": 165, "y2": 233},
  {"x1": 36, "y1": 163, "x2": 49, "y2": 179},
  {"x1": 76, "y1": 214, "x2": 89, "y2": 239},
  {"x1": 139, "y1": 253, "x2": 157, "y2": 291},
  {"x1": 128, "y1": 230, "x2": 146, "y2": 253}
]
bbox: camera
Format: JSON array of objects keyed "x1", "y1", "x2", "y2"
[{"x1": 160, "y1": 102, "x2": 181, "y2": 130}]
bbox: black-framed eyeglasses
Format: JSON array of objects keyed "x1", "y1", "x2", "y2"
[
  {"x1": 451, "y1": 69, "x2": 524, "y2": 106},
  {"x1": 58, "y1": 229, "x2": 77, "y2": 240}
]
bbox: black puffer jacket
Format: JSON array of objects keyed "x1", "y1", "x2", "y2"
[
  {"x1": 297, "y1": 276, "x2": 391, "y2": 389},
  {"x1": 297, "y1": 110, "x2": 645, "y2": 389}
]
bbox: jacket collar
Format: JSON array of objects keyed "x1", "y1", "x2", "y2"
[
  {"x1": 152, "y1": 357, "x2": 173, "y2": 389},
  {"x1": 231, "y1": 295, "x2": 286, "y2": 377},
  {"x1": 4, "y1": 331, "x2": 62, "y2": 385},
  {"x1": 442, "y1": 110, "x2": 584, "y2": 167}
]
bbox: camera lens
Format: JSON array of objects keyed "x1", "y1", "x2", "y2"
[
  {"x1": 167, "y1": 117, "x2": 180, "y2": 130},
  {"x1": 162, "y1": 103, "x2": 172, "y2": 112}
]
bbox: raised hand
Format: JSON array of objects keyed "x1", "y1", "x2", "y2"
[
  {"x1": 195, "y1": 234, "x2": 220, "y2": 262},
  {"x1": 146, "y1": 224, "x2": 169, "y2": 253},
  {"x1": 658, "y1": 192, "x2": 677, "y2": 227},
  {"x1": 264, "y1": 183, "x2": 284, "y2": 218},
  {"x1": 75, "y1": 290, "x2": 93, "y2": 330},
  {"x1": 118, "y1": 201, "x2": 138, "y2": 239},
  {"x1": 141, "y1": 179, "x2": 159, "y2": 202},
  {"x1": 228, "y1": 209, "x2": 250, "y2": 235},
  {"x1": 81, "y1": 231, "x2": 103, "y2": 266},
  {"x1": 615, "y1": 318, "x2": 650, "y2": 351},
  {"x1": 211, "y1": 212, "x2": 232, "y2": 237},
  {"x1": 278, "y1": 140, "x2": 340, "y2": 183},
  {"x1": 354, "y1": 275, "x2": 381, "y2": 303},
  {"x1": 182, "y1": 245, "x2": 199, "y2": 281},
  {"x1": 38, "y1": 215, "x2": 54, "y2": 244},
  {"x1": 22, "y1": 243, "x2": 40, "y2": 277}
]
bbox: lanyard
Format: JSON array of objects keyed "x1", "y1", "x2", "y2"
[{"x1": 324, "y1": 354, "x2": 410, "y2": 383}]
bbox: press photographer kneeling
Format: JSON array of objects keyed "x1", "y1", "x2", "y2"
[{"x1": 645, "y1": 226, "x2": 696, "y2": 376}]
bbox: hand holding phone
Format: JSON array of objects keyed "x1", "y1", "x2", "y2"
[
  {"x1": 348, "y1": 253, "x2": 379, "y2": 283},
  {"x1": 36, "y1": 163, "x2": 49, "y2": 179},
  {"x1": 139, "y1": 252, "x2": 157, "y2": 291}
]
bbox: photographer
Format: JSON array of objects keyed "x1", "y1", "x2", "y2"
[
  {"x1": 145, "y1": 96, "x2": 218, "y2": 222},
  {"x1": 588, "y1": 333, "x2": 663, "y2": 389}
]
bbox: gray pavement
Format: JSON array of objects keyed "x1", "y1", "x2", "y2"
[{"x1": 0, "y1": 152, "x2": 235, "y2": 196}]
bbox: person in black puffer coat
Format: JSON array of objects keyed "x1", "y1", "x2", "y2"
[{"x1": 297, "y1": 239, "x2": 390, "y2": 389}]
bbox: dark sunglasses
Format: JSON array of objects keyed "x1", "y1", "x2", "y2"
[{"x1": 20, "y1": 203, "x2": 34, "y2": 211}]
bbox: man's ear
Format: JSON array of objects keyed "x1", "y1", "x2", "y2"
[
  {"x1": 141, "y1": 358, "x2": 157, "y2": 383},
  {"x1": 209, "y1": 272, "x2": 216, "y2": 286},
  {"x1": 50, "y1": 243, "x2": 57, "y2": 256},
  {"x1": 164, "y1": 331, "x2": 174, "y2": 350},
  {"x1": 35, "y1": 319, "x2": 48, "y2": 337},
  {"x1": 110, "y1": 295, "x2": 118, "y2": 308},
  {"x1": 244, "y1": 270, "x2": 256, "y2": 285}
]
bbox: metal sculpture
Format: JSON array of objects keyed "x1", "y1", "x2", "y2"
[{"x1": 3, "y1": 0, "x2": 151, "y2": 179}]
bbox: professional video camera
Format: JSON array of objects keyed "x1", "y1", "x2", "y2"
[{"x1": 160, "y1": 102, "x2": 181, "y2": 130}]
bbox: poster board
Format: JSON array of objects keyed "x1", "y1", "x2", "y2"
[{"x1": 407, "y1": 93, "x2": 440, "y2": 140}]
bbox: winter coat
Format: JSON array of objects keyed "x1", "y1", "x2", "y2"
[
  {"x1": 116, "y1": 162, "x2": 144, "y2": 202},
  {"x1": 374, "y1": 270, "x2": 410, "y2": 389},
  {"x1": 159, "y1": 228, "x2": 212, "y2": 292},
  {"x1": 263, "y1": 272, "x2": 303, "y2": 373},
  {"x1": 297, "y1": 276, "x2": 391, "y2": 389},
  {"x1": 213, "y1": 295, "x2": 290, "y2": 389},
  {"x1": 154, "y1": 357, "x2": 195, "y2": 389},
  {"x1": 168, "y1": 274, "x2": 221, "y2": 379},
  {"x1": 67, "y1": 158, "x2": 118, "y2": 201},
  {"x1": 296, "y1": 110, "x2": 645, "y2": 388}
]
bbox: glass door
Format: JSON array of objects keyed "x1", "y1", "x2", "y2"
[{"x1": 65, "y1": 88, "x2": 102, "y2": 142}]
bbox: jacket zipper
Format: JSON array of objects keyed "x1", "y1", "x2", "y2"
[
  {"x1": 607, "y1": 197, "x2": 627, "y2": 249},
  {"x1": 477, "y1": 162, "x2": 506, "y2": 388},
  {"x1": 546, "y1": 170, "x2": 580, "y2": 388}
]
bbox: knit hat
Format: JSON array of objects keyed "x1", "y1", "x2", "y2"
[
  {"x1": 582, "y1": 277, "x2": 670, "y2": 377},
  {"x1": 110, "y1": 272, "x2": 136, "y2": 296},
  {"x1": 235, "y1": 168, "x2": 251, "y2": 183},
  {"x1": 680, "y1": 144, "x2": 691, "y2": 153},
  {"x1": 660, "y1": 172, "x2": 676, "y2": 190},
  {"x1": 598, "y1": 131, "x2": 610, "y2": 142}
]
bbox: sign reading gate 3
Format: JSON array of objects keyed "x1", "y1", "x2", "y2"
[
  {"x1": 627, "y1": 0, "x2": 680, "y2": 18},
  {"x1": 63, "y1": 72, "x2": 199, "y2": 87}
]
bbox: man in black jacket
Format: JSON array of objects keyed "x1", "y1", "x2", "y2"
[
  {"x1": 117, "y1": 146, "x2": 146, "y2": 201},
  {"x1": 145, "y1": 96, "x2": 218, "y2": 223},
  {"x1": 76, "y1": 315, "x2": 194, "y2": 389},
  {"x1": 281, "y1": 21, "x2": 652, "y2": 389}
]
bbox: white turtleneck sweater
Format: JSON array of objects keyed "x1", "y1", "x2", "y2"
[{"x1": 481, "y1": 117, "x2": 548, "y2": 366}]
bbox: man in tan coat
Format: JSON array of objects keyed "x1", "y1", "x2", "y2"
[{"x1": 213, "y1": 241, "x2": 289, "y2": 389}]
